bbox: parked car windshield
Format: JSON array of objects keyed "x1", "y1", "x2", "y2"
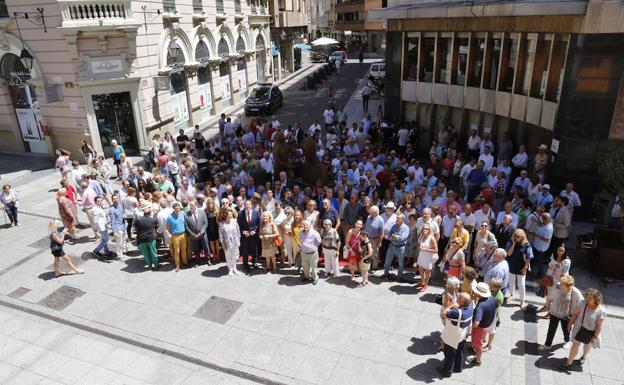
[{"x1": 249, "y1": 87, "x2": 270, "y2": 99}]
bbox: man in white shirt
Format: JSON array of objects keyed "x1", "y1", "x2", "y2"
[
  {"x1": 397, "y1": 126, "x2": 409, "y2": 150},
  {"x1": 440, "y1": 206, "x2": 460, "y2": 251},
  {"x1": 511, "y1": 144, "x2": 529, "y2": 182},
  {"x1": 323, "y1": 108, "x2": 335, "y2": 129},
  {"x1": 259, "y1": 152, "x2": 274, "y2": 177},
  {"x1": 473, "y1": 202, "x2": 495, "y2": 228},
  {"x1": 271, "y1": 115, "x2": 281, "y2": 130},
  {"x1": 531, "y1": 212, "x2": 553, "y2": 277},
  {"x1": 478, "y1": 146, "x2": 495, "y2": 173},
  {"x1": 495, "y1": 201, "x2": 519, "y2": 228},
  {"x1": 559, "y1": 183, "x2": 581, "y2": 217},
  {"x1": 467, "y1": 129, "x2": 481, "y2": 159},
  {"x1": 309, "y1": 120, "x2": 322, "y2": 137},
  {"x1": 459, "y1": 159, "x2": 476, "y2": 199}
]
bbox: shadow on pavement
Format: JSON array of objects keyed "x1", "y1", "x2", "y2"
[
  {"x1": 325, "y1": 275, "x2": 359, "y2": 288},
  {"x1": 408, "y1": 332, "x2": 442, "y2": 356},
  {"x1": 38, "y1": 271, "x2": 57, "y2": 281},
  {"x1": 277, "y1": 276, "x2": 309, "y2": 287},
  {"x1": 389, "y1": 284, "x2": 421, "y2": 295},
  {"x1": 201, "y1": 265, "x2": 229, "y2": 278},
  {"x1": 405, "y1": 358, "x2": 444, "y2": 383},
  {"x1": 419, "y1": 292, "x2": 442, "y2": 304},
  {"x1": 511, "y1": 340, "x2": 540, "y2": 356}
]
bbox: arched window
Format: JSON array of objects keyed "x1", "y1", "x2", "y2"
[
  {"x1": 195, "y1": 40, "x2": 210, "y2": 61},
  {"x1": 218, "y1": 38, "x2": 229, "y2": 56},
  {"x1": 236, "y1": 36, "x2": 246, "y2": 53},
  {"x1": 255, "y1": 34, "x2": 265, "y2": 51}
]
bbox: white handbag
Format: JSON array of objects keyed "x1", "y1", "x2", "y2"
[{"x1": 441, "y1": 309, "x2": 471, "y2": 349}]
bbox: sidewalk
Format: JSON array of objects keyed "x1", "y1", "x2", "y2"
[
  {"x1": 0, "y1": 167, "x2": 623, "y2": 385},
  {"x1": 341, "y1": 66, "x2": 384, "y2": 126}
]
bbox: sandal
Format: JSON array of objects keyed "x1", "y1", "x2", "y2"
[
  {"x1": 579, "y1": 357, "x2": 586, "y2": 365},
  {"x1": 482, "y1": 345, "x2": 492, "y2": 352}
]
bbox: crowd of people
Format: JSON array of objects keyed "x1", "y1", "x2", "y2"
[{"x1": 1, "y1": 97, "x2": 614, "y2": 377}]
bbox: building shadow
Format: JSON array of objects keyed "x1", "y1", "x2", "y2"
[
  {"x1": 405, "y1": 358, "x2": 444, "y2": 383},
  {"x1": 407, "y1": 332, "x2": 442, "y2": 356}
]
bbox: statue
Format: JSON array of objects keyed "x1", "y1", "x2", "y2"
[
  {"x1": 273, "y1": 131, "x2": 290, "y2": 177},
  {"x1": 301, "y1": 136, "x2": 326, "y2": 187}
]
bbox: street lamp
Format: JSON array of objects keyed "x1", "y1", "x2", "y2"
[
  {"x1": 19, "y1": 48, "x2": 34, "y2": 72},
  {"x1": 168, "y1": 39, "x2": 181, "y2": 61}
]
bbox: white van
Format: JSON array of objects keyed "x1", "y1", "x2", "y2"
[{"x1": 369, "y1": 62, "x2": 385, "y2": 79}]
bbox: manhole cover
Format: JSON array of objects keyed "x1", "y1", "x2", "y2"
[
  {"x1": 8, "y1": 287, "x2": 30, "y2": 299},
  {"x1": 193, "y1": 296, "x2": 242, "y2": 324},
  {"x1": 38, "y1": 285, "x2": 85, "y2": 311}
]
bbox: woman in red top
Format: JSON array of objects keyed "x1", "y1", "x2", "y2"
[
  {"x1": 345, "y1": 219, "x2": 363, "y2": 281},
  {"x1": 59, "y1": 179, "x2": 78, "y2": 220}
]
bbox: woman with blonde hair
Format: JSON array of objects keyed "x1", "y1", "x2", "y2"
[
  {"x1": 205, "y1": 197, "x2": 221, "y2": 262},
  {"x1": 416, "y1": 224, "x2": 438, "y2": 292},
  {"x1": 259, "y1": 211, "x2": 280, "y2": 273},
  {"x1": 48, "y1": 220, "x2": 84, "y2": 277},
  {"x1": 304, "y1": 200, "x2": 320, "y2": 230},
  {"x1": 440, "y1": 237, "x2": 465, "y2": 279},
  {"x1": 561, "y1": 288, "x2": 606, "y2": 370},
  {"x1": 282, "y1": 206, "x2": 296, "y2": 265},
  {"x1": 538, "y1": 274, "x2": 583, "y2": 352},
  {"x1": 56, "y1": 187, "x2": 77, "y2": 240},
  {"x1": 506, "y1": 228, "x2": 534, "y2": 309}
]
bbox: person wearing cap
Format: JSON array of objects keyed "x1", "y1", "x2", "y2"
[
  {"x1": 534, "y1": 144, "x2": 549, "y2": 183},
  {"x1": 134, "y1": 203, "x2": 160, "y2": 270},
  {"x1": 437, "y1": 292, "x2": 474, "y2": 378},
  {"x1": 536, "y1": 184, "x2": 554, "y2": 211},
  {"x1": 468, "y1": 282, "x2": 498, "y2": 366},
  {"x1": 1, "y1": 184, "x2": 19, "y2": 227}
]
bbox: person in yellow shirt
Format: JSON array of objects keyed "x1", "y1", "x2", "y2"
[{"x1": 451, "y1": 219, "x2": 471, "y2": 251}]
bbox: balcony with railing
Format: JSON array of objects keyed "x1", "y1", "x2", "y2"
[
  {"x1": 192, "y1": 0, "x2": 203, "y2": 14},
  {"x1": 59, "y1": 0, "x2": 139, "y2": 29},
  {"x1": 216, "y1": 0, "x2": 225, "y2": 14},
  {"x1": 163, "y1": 0, "x2": 176, "y2": 13}
]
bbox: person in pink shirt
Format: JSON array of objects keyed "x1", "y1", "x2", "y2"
[
  {"x1": 440, "y1": 191, "x2": 463, "y2": 217},
  {"x1": 80, "y1": 181, "x2": 99, "y2": 240}
]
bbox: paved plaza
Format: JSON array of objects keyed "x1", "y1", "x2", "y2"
[{"x1": 0, "y1": 158, "x2": 623, "y2": 385}]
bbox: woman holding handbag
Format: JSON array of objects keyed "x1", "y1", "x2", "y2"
[
  {"x1": 259, "y1": 211, "x2": 280, "y2": 273},
  {"x1": 48, "y1": 220, "x2": 84, "y2": 278},
  {"x1": 506, "y1": 229, "x2": 533, "y2": 309},
  {"x1": 538, "y1": 244, "x2": 572, "y2": 317},
  {"x1": 561, "y1": 288, "x2": 606, "y2": 370},
  {"x1": 439, "y1": 237, "x2": 465, "y2": 279}
]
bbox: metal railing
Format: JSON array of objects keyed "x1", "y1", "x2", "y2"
[
  {"x1": 216, "y1": 0, "x2": 224, "y2": 14},
  {"x1": 61, "y1": 0, "x2": 132, "y2": 23}
]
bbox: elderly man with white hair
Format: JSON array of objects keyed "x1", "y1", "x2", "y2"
[
  {"x1": 300, "y1": 220, "x2": 322, "y2": 285},
  {"x1": 483, "y1": 248, "x2": 509, "y2": 294},
  {"x1": 365, "y1": 205, "x2": 384, "y2": 269}
]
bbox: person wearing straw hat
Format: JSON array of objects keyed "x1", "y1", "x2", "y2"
[
  {"x1": 468, "y1": 282, "x2": 498, "y2": 366},
  {"x1": 134, "y1": 203, "x2": 160, "y2": 271},
  {"x1": 534, "y1": 144, "x2": 549, "y2": 183}
]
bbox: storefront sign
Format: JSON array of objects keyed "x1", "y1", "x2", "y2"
[
  {"x1": 172, "y1": 91, "x2": 189, "y2": 123},
  {"x1": 15, "y1": 108, "x2": 43, "y2": 141},
  {"x1": 220, "y1": 75, "x2": 231, "y2": 101},
  {"x1": 199, "y1": 83, "x2": 212, "y2": 111},
  {"x1": 237, "y1": 69, "x2": 247, "y2": 97},
  {"x1": 87, "y1": 56, "x2": 127, "y2": 79}
]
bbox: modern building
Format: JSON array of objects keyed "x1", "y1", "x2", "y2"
[
  {"x1": 370, "y1": 0, "x2": 624, "y2": 214},
  {"x1": 334, "y1": 0, "x2": 385, "y2": 52},
  {"x1": 269, "y1": 0, "x2": 308, "y2": 78},
  {"x1": 0, "y1": 0, "x2": 272, "y2": 158},
  {"x1": 307, "y1": 0, "x2": 331, "y2": 40}
]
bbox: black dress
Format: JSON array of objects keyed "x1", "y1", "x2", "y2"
[{"x1": 206, "y1": 211, "x2": 219, "y2": 241}]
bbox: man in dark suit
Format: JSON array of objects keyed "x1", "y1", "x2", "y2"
[
  {"x1": 494, "y1": 214, "x2": 515, "y2": 248},
  {"x1": 186, "y1": 201, "x2": 211, "y2": 266},
  {"x1": 127, "y1": 167, "x2": 141, "y2": 190},
  {"x1": 238, "y1": 199, "x2": 260, "y2": 271}
]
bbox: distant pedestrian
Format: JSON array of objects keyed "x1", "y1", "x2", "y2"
[
  {"x1": 361, "y1": 84, "x2": 371, "y2": 112},
  {"x1": 111, "y1": 140, "x2": 125, "y2": 180},
  {"x1": 56, "y1": 187, "x2": 76, "y2": 239},
  {"x1": 48, "y1": 220, "x2": 84, "y2": 278},
  {"x1": 1, "y1": 184, "x2": 19, "y2": 226}
]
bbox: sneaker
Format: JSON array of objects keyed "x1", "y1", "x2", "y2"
[
  {"x1": 537, "y1": 345, "x2": 552, "y2": 352},
  {"x1": 466, "y1": 356, "x2": 481, "y2": 366},
  {"x1": 233, "y1": 269, "x2": 241, "y2": 275},
  {"x1": 228, "y1": 271, "x2": 234, "y2": 276},
  {"x1": 562, "y1": 342, "x2": 571, "y2": 350}
]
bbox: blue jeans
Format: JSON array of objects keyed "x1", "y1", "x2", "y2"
[
  {"x1": 384, "y1": 245, "x2": 405, "y2": 276},
  {"x1": 94, "y1": 230, "x2": 110, "y2": 254}
]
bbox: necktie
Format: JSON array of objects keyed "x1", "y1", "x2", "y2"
[
  {"x1": 553, "y1": 208, "x2": 560, "y2": 220},
  {"x1": 247, "y1": 210, "x2": 251, "y2": 225},
  {"x1": 194, "y1": 212, "x2": 198, "y2": 224}
]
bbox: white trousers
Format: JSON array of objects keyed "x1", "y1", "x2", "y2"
[
  {"x1": 284, "y1": 238, "x2": 296, "y2": 264},
  {"x1": 508, "y1": 273, "x2": 526, "y2": 301},
  {"x1": 323, "y1": 248, "x2": 339, "y2": 275},
  {"x1": 225, "y1": 246, "x2": 239, "y2": 272},
  {"x1": 113, "y1": 231, "x2": 126, "y2": 256}
]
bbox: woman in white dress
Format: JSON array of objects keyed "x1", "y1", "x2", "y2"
[
  {"x1": 282, "y1": 206, "x2": 296, "y2": 265},
  {"x1": 219, "y1": 209, "x2": 241, "y2": 275},
  {"x1": 416, "y1": 224, "x2": 438, "y2": 293}
]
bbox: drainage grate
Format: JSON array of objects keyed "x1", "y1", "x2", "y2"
[
  {"x1": 38, "y1": 285, "x2": 85, "y2": 311},
  {"x1": 193, "y1": 296, "x2": 242, "y2": 325},
  {"x1": 8, "y1": 287, "x2": 31, "y2": 299}
]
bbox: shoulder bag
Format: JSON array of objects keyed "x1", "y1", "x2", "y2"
[
  {"x1": 441, "y1": 308, "x2": 471, "y2": 349},
  {"x1": 574, "y1": 304, "x2": 595, "y2": 344}
]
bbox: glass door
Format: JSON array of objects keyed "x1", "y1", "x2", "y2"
[{"x1": 92, "y1": 92, "x2": 138, "y2": 157}]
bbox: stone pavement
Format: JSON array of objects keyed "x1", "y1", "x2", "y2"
[{"x1": 1, "y1": 162, "x2": 624, "y2": 385}]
